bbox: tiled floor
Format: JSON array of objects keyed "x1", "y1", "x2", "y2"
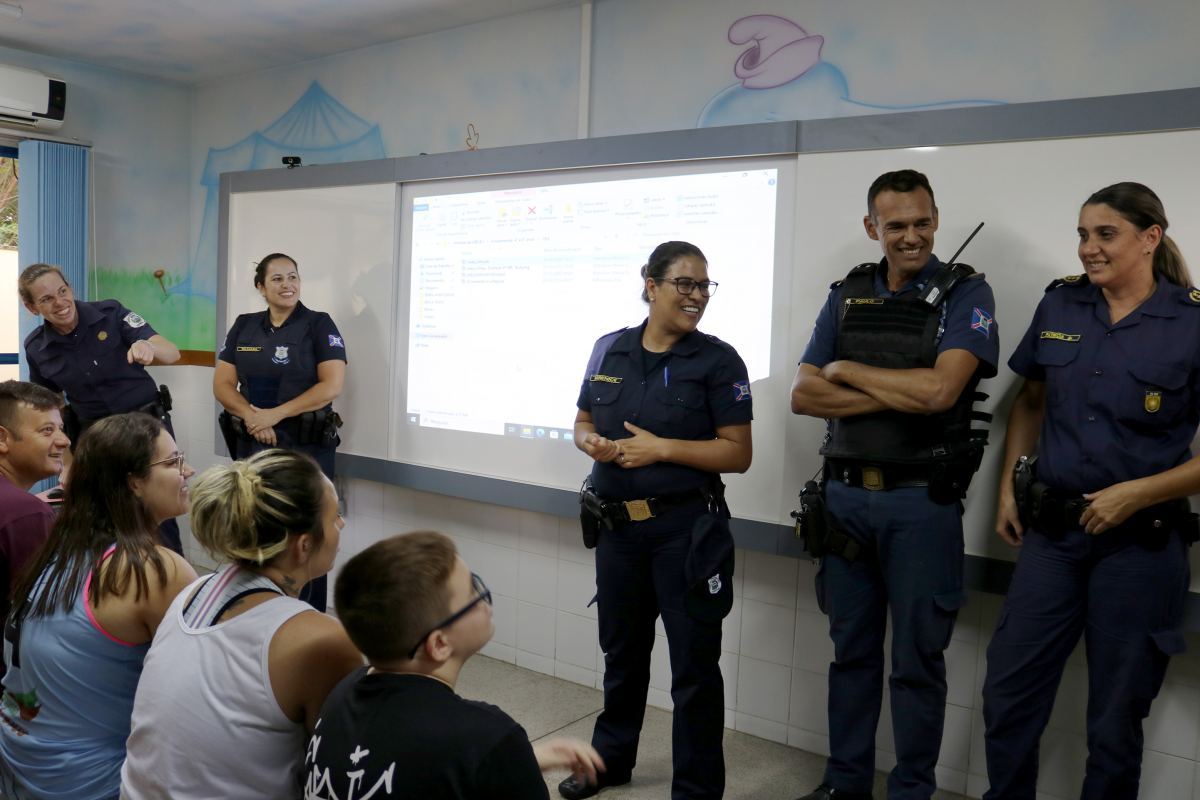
[{"x1": 457, "y1": 655, "x2": 970, "y2": 800}]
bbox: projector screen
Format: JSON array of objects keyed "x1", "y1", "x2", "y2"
[{"x1": 392, "y1": 156, "x2": 798, "y2": 515}]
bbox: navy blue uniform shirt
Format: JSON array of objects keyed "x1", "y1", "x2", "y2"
[
  {"x1": 1009, "y1": 273, "x2": 1200, "y2": 494},
  {"x1": 800, "y1": 255, "x2": 999, "y2": 378},
  {"x1": 24, "y1": 300, "x2": 160, "y2": 419},
  {"x1": 218, "y1": 302, "x2": 346, "y2": 411},
  {"x1": 577, "y1": 319, "x2": 752, "y2": 501}
]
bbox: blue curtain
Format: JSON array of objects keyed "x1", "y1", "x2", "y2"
[
  {"x1": 16, "y1": 140, "x2": 90, "y2": 380},
  {"x1": 16, "y1": 140, "x2": 89, "y2": 493}
]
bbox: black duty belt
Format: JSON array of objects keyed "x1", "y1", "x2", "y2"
[
  {"x1": 825, "y1": 459, "x2": 929, "y2": 491},
  {"x1": 598, "y1": 487, "x2": 710, "y2": 525},
  {"x1": 1027, "y1": 483, "x2": 1191, "y2": 536}
]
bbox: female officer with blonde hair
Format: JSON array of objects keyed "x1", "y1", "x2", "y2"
[{"x1": 121, "y1": 449, "x2": 361, "y2": 800}]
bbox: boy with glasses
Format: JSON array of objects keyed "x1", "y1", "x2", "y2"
[{"x1": 304, "y1": 531, "x2": 604, "y2": 799}]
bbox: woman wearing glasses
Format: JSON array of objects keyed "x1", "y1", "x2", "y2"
[
  {"x1": 0, "y1": 413, "x2": 197, "y2": 800},
  {"x1": 563, "y1": 241, "x2": 753, "y2": 800},
  {"x1": 120, "y1": 449, "x2": 361, "y2": 800}
]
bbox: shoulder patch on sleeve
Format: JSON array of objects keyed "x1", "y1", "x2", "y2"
[
  {"x1": 1184, "y1": 288, "x2": 1200, "y2": 305},
  {"x1": 123, "y1": 311, "x2": 147, "y2": 328},
  {"x1": 1045, "y1": 274, "x2": 1088, "y2": 292}
]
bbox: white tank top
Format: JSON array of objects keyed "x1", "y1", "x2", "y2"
[{"x1": 120, "y1": 569, "x2": 313, "y2": 799}]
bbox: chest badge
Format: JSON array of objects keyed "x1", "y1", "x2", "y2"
[
  {"x1": 97, "y1": 331, "x2": 108, "y2": 341},
  {"x1": 1145, "y1": 390, "x2": 1162, "y2": 413},
  {"x1": 272, "y1": 346, "x2": 290, "y2": 365}
]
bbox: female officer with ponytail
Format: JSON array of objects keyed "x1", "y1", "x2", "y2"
[
  {"x1": 561, "y1": 241, "x2": 752, "y2": 800},
  {"x1": 213, "y1": 252, "x2": 346, "y2": 610},
  {"x1": 984, "y1": 183, "x2": 1200, "y2": 799}
]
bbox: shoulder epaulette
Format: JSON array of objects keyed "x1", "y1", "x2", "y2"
[
  {"x1": 1045, "y1": 274, "x2": 1089, "y2": 292},
  {"x1": 832, "y1": 262, "x2": 877, "y2": 290}
]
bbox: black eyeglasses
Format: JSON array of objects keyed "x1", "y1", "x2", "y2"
[
  {"x1": 658, "y1": 277, "x2": 719, "y2": 297},
  {"x1": 147, "y1": 451, "x2": 188, "y2": 476},
  {"x1": 407, "y1": 572, "x2": 493, "y2": 659}
]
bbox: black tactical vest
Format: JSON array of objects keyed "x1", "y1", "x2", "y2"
[{"x1": 821, "y1": 262, "x2": 987, "y2": 466}]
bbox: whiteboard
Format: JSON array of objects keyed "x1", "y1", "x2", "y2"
[
  {"x1": 224, "y1": 184, "x2": 397, "y2": 459},
  {"x1": 222, "y1": 128, "x2": 1200, "y2": 568}
]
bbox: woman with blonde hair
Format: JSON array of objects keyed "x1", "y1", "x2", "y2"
[
  {"x1": 121, "y1": 449, "x2": 361, "y2": 800},
  {"x1": 0, "y1": 412, "x2": 197, "y2": 800}
]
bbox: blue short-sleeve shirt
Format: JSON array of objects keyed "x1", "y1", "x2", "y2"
[
  {"x1": 24, "y1": 300, "x2": 160, "y2": 419},
  {"x1": 218, "y1": 302, "x2": 347, "y2": 410},
  {"x1": 1009, "y1": 274, "x2": 1200, "y2": 493},
  {"x1": 577, "y1": 319, "x2": 753, "y2": 501},
  {"x1": 800, "y1": 256, "x2": 999, "y2": 378}
]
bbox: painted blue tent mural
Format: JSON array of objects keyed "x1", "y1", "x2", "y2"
[{"x1": 181, "y1": 81, "x2": 386, "y2": 304}]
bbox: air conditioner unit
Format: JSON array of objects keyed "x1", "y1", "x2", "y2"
[{"x1": 0, "y1": 63, "x2": 66, "y2": 131}]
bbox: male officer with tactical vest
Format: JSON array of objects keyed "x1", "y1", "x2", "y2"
[{"x1": 790, "y1": 170, "x2": 998, "y2": 800}]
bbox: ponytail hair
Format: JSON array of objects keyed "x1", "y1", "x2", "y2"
[
  {"x1": 188, "y1": 449, "x2": 325, "y2": 567},
  {"x1": 1084, "y1": 182, "x2": 1191, "y2": 287}
]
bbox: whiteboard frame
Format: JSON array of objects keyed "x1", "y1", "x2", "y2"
[{"x1": 217, "y1": 86, "x2": 1200, "y2": 621}]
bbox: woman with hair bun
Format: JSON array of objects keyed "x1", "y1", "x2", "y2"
[
  {"x1": 0, "y1": 412, "x2": 197, "y2": 800},
  {"x1": 120, "y1": 449, "x2": 361, "y2": 800}
]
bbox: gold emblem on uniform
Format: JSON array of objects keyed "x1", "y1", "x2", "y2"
[
  {"x1": 1145, "y1": 390, "x2": 1162, "y2": 413},
  {"x1": 1062, "y1": 274, "x2": 1083, "y2": 283},
  {"x1": 1189, "y1": 289, "x2": 1200, "y2": 303},
  {"x1": 97, "y1": 331, "x2": 108, "y2": 341},
  {"x1": 1040, "y1": 331, "x2": 1081, "y2": 342},
  {"x1": 589, "y1": 374, "x2": 623, "y2": 383}
]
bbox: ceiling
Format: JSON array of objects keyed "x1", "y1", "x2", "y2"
[{"x1": 0, "y1": 0, "x2": 577, "y2": 84}]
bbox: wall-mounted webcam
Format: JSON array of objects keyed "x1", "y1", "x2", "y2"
[{"x1": 282, "y1": 156, "x2": 301, "y2": 168}]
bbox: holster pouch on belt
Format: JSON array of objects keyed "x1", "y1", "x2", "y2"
[
  {"x1": 156, "y1": 384, "x2": 173, "y2": 414},
  {"x1": 578, "y1": 477, "x2": 606, "y2": 548},
  {"x1": 217, "y1": 411, "x2": 244, "y2": 457},
  {"x1": 791, "y1": 480, "x2": 828, "y2": 558},
  {"x1": 322, "y1": 411, "x2": 343, "y2": 447},
  {"x1": 297, "y1": 409, "x2": 341, "y2": 447},
  {"x1": 791, "y1": 479, "x2": 865, "y2": 562}
]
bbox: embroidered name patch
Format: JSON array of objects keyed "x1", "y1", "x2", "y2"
[
  {"x1": 845, "y1": 298, "x2": 884, "y2": 305},
  {"x1": 1040, "y1": 331, "x2": 1081, "y2": 342},
  {"x1": 589, "y1": 374, "x2": 623, "y2": 384},
  {"x1": 236, "y1": 346, "x2": 262, "y2": 352}
]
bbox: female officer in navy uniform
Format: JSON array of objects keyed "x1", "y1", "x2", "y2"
[
  {"x1": 19, "y1": 262, "x2": 184, "y2": 553},
  {"x1": 560, "y1": 241, "x2": 753, "y2": 800},
  {"x1": 983, "y1": 183, "x2": 1198, "y2": 799},
  {"x1": 213, "y1": 252, "x2": 346, "y2": 611}
]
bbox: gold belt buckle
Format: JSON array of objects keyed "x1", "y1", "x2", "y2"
[
  {"x1": 861, "y1": 466, "x2": 884, "y2": 491},
  {"x1": 624, "y1": 499, "x2": 654, "y2": 522}
]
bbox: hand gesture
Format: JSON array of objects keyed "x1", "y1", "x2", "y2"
[
  {"x1": 127, "y1": 340, "x2": 155, "y2": 365},
  {"x1": 532, "y1": 737, "x2": 605, "y2": 784},
  {"x1": 580, "y1": 431, "x2": 621, "y2": 463}
]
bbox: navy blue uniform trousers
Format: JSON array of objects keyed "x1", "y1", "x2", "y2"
[
  {"x1": 592, "y1": 504, "x2": 725, "y2": 800},
  {"x1": 818, "y1": 480, "x2": 966, "y2": 800},
  {"x1": 982, "y1": 525, "x2": 1189, "y2": 799}
]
